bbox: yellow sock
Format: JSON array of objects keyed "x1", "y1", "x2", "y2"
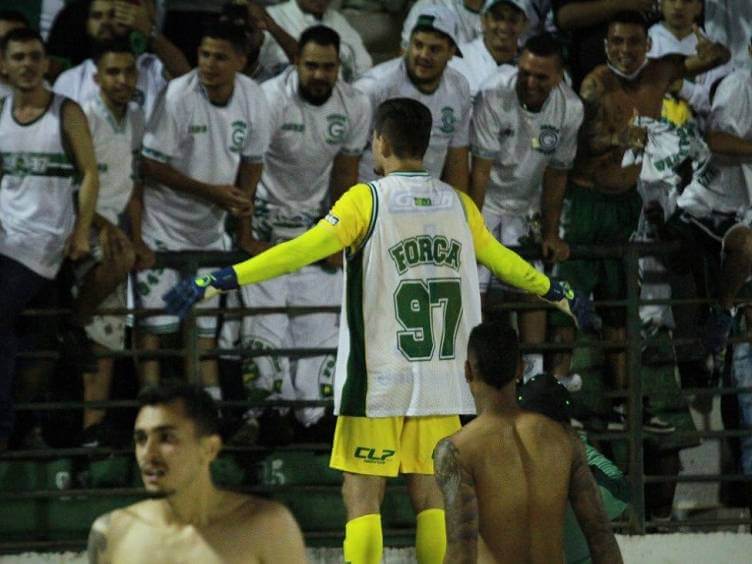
[
  {"x1": 344, "y1": 513, "x2": 382, "y2": 564},
  {"x1": 416, "y1": 508, "x2": 446, "y2": 564}
]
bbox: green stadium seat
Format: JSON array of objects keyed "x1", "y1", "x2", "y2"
[{"x1": 259, "y1": 450, "x2": 340, "y2": 486}]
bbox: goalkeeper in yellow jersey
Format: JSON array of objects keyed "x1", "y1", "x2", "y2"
[{"x1": 165, "y1": 98, "x2": 600, "y2": 564}]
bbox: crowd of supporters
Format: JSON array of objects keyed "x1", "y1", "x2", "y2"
[{"x1": 0, "y1": 0, "x2": 751, "y2": 524}]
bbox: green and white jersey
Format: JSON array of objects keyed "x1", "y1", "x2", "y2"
[
  {"x1": 334, "y1": 171, "x2": 481, "y2": 417},
  {"x1": 355, "y1": 59, "x2": 471, "y2": 184},
  {"x1": 0, "y1": 93, "x2": 77, "y2": 279},
  {"x1": 254, "y1": 67, "x2": 371, "y2": 242},
  {"x1": 82, "y1": 95, "x2": 144, "y2": 224},
  {"x1": 141, "y1": 70, "x2": 271, "y2": 249}
]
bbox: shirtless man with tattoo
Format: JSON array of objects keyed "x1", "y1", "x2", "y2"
[
  {"x1": 434, "y1": 322, "x2": 622, "y2": 563},
  {"x1": 86, "y1": 382, "x2": 306, "y2": 563},
  {"x1": 549, "y1": 10, "x2": 729, "y2": 429}
]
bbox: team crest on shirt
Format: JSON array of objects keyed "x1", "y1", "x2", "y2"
[
  {"x1": 533, "y1": 125, "x2": 560, "y2": 154},
  {"x1": 131, "y1": 88, "x2": 145, "y2": 107},
  {"x1": 325, "y1": 114, "x2": 348, "y2": 144},
  {"x1": 230, "y1": 120, "x2": 248, "y2": 153},
  {"x1": 439, "y1": 106, "x2": 456, "y2": 134}
]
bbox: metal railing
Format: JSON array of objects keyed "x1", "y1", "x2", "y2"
[{"x1": 1, "y1": 241, "x2": 751, "y2": 552}]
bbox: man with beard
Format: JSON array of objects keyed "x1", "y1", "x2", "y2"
[
  {"x1": 470, "y1": 33, "x2": 584, "y2": 385},
  {"x1": 355, "y1": 6, "x2": 471, "y2": 192},
  {"x1": 135, "y1": 22, "x2": 271, "y2": 399},
  {"x1": 86, "y1": 382, "x2": 306, "y2": 563},
  {"x1": 219, "y1": 25, "x2": 370, "y2": 436},
  {"x1": 449, "y1": 0, "x2": 531, "y2": 97},
  {"x1": 550, "y1": 11, "x2": 729, "y2": 430},
  {"x1": 53, "y1": 0, "x2": 189, "y2": 121}
]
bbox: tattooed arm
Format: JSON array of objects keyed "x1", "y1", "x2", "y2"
[
  {"x1": 568, "y1": 433, "x2": 623, "y2": 564},
  {"x1": 87, "y1": 512, "x2": 112, "y2": 564},
  {"x1": 433, "y1": 437, "x2": 478, "y2": 564}
]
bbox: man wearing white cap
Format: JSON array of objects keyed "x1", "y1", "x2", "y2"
[
  {"x1": 355, "y1": 5, "x2": 471, "y2": 191},
  {"x1": 449, "y1": 0, "x2": 531, "y2": 96},
  {"x1": 470, "y1": 33, "x2": 584, "y2": 385}
]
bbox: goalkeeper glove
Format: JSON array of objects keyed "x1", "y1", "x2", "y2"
[
  {"x1": 543, "y1": 279, "x2": 602, "y2": 333},
  {"x1": 163, "y1": 267, "x2": 239, "y2": 319}
]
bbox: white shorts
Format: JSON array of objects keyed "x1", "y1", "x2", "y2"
[
  {"x1": 134, "y1": 233, "x2": 230, "y2": 337},
  {"x1": 478, "y1": 208, "x2": 543, "y2": 293},
  {"x1": 86, "y1": 284, "x2": 127, "y2": 351}
]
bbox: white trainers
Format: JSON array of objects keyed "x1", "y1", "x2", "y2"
[{"x1": 558, "y1": 373, "x2": 583, "y2": 392}]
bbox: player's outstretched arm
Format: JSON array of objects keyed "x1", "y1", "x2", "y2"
[
  {"x1": 568, "y1": 436, "x2": 624, "y2": 564},
  {"x1": 434, "y1": 437, "x2": 478, "y2": 564},
  {"x1": 87, "y1": 513, "x2": 112, "y2": 564},
  {"x1": 163, "y1": 224, "x2": 344, "y2": 318}
]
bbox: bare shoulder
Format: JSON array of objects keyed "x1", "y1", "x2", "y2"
[
  {"x1": 232, "y1": 493, "x2": 301, "y2": 532},
  {"x1": 231, "y1": 494, "x2": 307, "y2": 562},
  {"x1": 579, "y1": 67, "x2": 608, "y2": 103},
  {"x1": 87, "y1": 511, "x2": 113, "y2": 564}
]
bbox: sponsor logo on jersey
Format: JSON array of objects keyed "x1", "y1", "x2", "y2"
[
  {"x1": 389, "y1": 190, "x2": 453, "y2": 212},
  {"x1": 230, "y1": 120, "x2": 248, "y2": 153},
  {"x1": 1, "y1": 151, "x2": 74, "y2": 177},
  {"x1": 281, "y1": 122, "x2": 305, "y2": 132},
  {"x1": 439, "y1": 106, "x2": 456, "y2": 134},
  {"x1": 189, "y1": 124, "x2": 207, "y2": 134},
  {"x1": 354, "y1": 447, "x2": 396, "y2": 463},
  {"x1": 326, "y1": 114, "x2": 348, "y2": 144},
  {"x1": 389, "y1": 235, "x2": 462, "y2": 274},
  {"x1": 324, "y1": 213, "x2": 340, "y2": 226},
  {"x1": 532, "y1": 124, "x2": 560, "y2": 154}
]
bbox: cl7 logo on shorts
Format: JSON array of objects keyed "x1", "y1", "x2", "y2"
[{"x1": 354, "y1": 447, "x2": 395, "y2": 464}]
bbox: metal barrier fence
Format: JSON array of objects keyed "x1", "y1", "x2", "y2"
[{"x1": 1, "y1": 242, "x2": 751, "y2": 552}]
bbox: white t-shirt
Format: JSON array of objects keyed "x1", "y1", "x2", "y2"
[
  {"x1": 705, "y1": 0, "x2": 752, "y2": 69},
  {"x1": 255, "y1": 67, "x2": 371, "y2": 240},
  {"x1": 82, "y1": 95, "x2": 145, "y2": 225},
  {"x1": 259, "y1": 0, "x2": 373, "y2": 82},
  {"x1": 471, "y1": 66, "x2": 583, "y2": 216},
  {"x1": 401, "y1": 0, "x2": 482, "y2": 49},
  {"x1": 0, "y1": 82, "x2": 12, "y2": 99},
  {"x1": 53, "y1": 55, "x2": 167, "y2": 123},
  {"x1": 355, "y1": 57, "x2": 472, "y2": 182},
  {"x1": 140, "y1": 70, "x2": 271, "y2": 249},
  {"x1": 448, "y1": 36, "x2": 501, "y2": 98},
  {"x1": 647, "y1": 22, "x2": 731, "y2": 117},
  {"x1": 678, "y1": 68, "x2": 752, "y2": 217}
]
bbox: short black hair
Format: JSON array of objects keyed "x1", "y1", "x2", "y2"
[
  {"x1": 299, "y1": 25, "x2": 340, "y2": 54},
  {"x1": 373, "y1": 98, "x2": 432, "y2": 159},
  {"x1": 137, "y1": 380, "x2": 220, "y2": 437},
  {"x1": 1, "y1": 27, "x2": 45, "y2": 55},
  {"x1": 467, "y1": 321, "x2": 519, "y2": 389},
  {"x1": 0, "y1": 10, "x2": 30, "y2": 28},
  {"x1": 523, "y1": 33, "x2": 564, "y2": 67},
  {"x1": 201, "y1": 21, "x2": 249, "y2": 55},
  {"x1": 92, "y1": 38, "x2": 135, "y2": 65},
  {"x1": 609, "y1": 10, "x2": 649, "y2": 35}
]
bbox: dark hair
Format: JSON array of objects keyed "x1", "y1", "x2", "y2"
[
  {"x1": 373, "y1": 98, "x2": 432, "y2": 159},
  {"x1": 137, "y1": 380, "x2": 220, "y2": 437},
  {"x1": 92, "y1": 38, "x2": 135, "y2": 65},
  {"x1": 467, "y1": 321, "x2": 519, "y2": 389},
  {"x1": 201, "y1": 21, "x2": 249, "y2": 55},
  {"x1": 1, "y1": 27, "x2": 45, "y2": 54},
  {"x1": 299, "y1": 25, "x2": 340, "y2": 54},
  {"x1": 0, "y1": 10, "x2": 30, "y2": 29},
  {"x1": 523, "y1": 33, "x2": 564, "y2": 67},
  {"x1": 609, "y1": 10, "x2": 648, "y2": 35}
]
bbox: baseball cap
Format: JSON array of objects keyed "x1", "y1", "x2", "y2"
[
  {"x1": 409, "y1": 6, "x2": 464, "y2": 55},
  {"x1": 517, "y1": 373, "x2": 573, "y2": 424},
  {"x1": 482, "y1": 0, "x2": 533, "y2": 20}
]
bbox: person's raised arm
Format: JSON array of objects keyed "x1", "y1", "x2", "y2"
[
  {"x1": 555, "y1": 0, "x2": 653, "y2": 30},
  {"x1": 63, "y1": 99, "x2": 99, "y2": 260},
  {"x1": 249, "y1": 3, "x2": 298, "y2": 64},
  {"x1": 683, "y1": 26, "x2": 730, "y2": 79},
  {"x1": 434, "y1": 437, "x2": 478, "y2": 564},
  {"x1": 87, "y1": 513, "x2": 112, "y2": 564},
  {"x1": 568, "y1": 434, "x2": 623, "y2": 564}
]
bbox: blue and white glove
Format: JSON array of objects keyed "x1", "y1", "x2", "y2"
[
  {"x1": 163, "y1": 267, "x2": 239, "y2": 319},
  {"x1": 543, "y1": 279, "x2": 602, "y2": 333}
]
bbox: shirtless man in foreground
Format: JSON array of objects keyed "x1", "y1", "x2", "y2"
[
  {"x1": 550, "y1": 10, "x2": 730, "y2": 428},
  {"x1": 87, "y1": 382, "x2": 306, "y2": 563},
  {"x1": 434, "y1": 322, "x2": 622, "y2": 563}
]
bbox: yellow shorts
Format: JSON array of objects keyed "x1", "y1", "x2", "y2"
[{"x1": 329, "y1": 415, "x2": 461, "y2": 477}]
